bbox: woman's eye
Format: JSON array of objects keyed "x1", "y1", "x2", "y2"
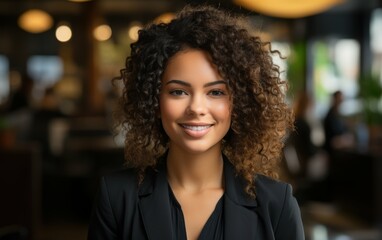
[
  {"x1": 209, "y1": 90, "x2": 226, "y2": 96},
  {"x1": 169, "y1": 89, "x2": 187, "y2": 96}
]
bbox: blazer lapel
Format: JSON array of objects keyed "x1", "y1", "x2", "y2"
[
  {"x1": 138, "y1": 164, "x2": 173, "y2": 240},
  {"x1": 224, "y1": 197, "x2": 260, "y2": 239},
  {"x1": 223, "y1": 157, "x2": 260, "y2": 240},
  {"x1": 137, "y1": 155, "x2": 264, "y2": 240}
]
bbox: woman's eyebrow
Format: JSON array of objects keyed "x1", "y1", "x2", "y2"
[
  {"x1": 165, "y1": 79, "x2": 191, "y2": 86},
  {"x1": 203, "y1": 80, "x2": 227, "y2": 87},
  {"x1": 165, "y1": 79, "x2": 226, "y2": 87}
]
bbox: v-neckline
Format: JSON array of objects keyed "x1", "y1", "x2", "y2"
[{"x1": 168, "y1": 184, "x2": 224, "y2": 240}]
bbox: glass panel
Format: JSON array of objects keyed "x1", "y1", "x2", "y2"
[
  {"x1": 27, "y1": 55, "x2": 63, "y2": 100},
  {"x1": 311, "y1": 38, "x2": 360, "y2": 118},
  {"x1": 370, "y1": 8, "x2": 382, "y2": 85},
  {"x1": 366, "y1": 8, "x2": 382, "y2": 131},
  {"x1": 0, "y1": 55, "x2": 10, "y2": 104}
]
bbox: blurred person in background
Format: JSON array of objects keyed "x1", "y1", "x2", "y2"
[
  {"x1": 323, "y1": 90, "x2": 354, "y2": 154},
  {"x1": 290, "y1": 91, "x2": 319, "y2": 179},
  {"x1": 29, "y1": 86, "x2": 65, "y2": 165},
  {"x1": 287, "y1": 91, "x2": 328, "y2": 203},
  {"x1": 88, "y1": 5, "x2": 304, "y2": 240},
  {"x1": 3, "y1": 72, "x2": 34, "y2": 145}
]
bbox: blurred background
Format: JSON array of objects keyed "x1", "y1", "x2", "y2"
[{"x1": 0, "y1": 0, "x2": 382, "y2": 239}]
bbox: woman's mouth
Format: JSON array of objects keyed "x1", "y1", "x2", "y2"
[{"x1": 180, "y1": 124, "x2": 212, "y2": 137}]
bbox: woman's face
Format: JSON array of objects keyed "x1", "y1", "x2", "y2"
[{"x1": 159, "y1": 49, "x2": 232, "y2": 155}]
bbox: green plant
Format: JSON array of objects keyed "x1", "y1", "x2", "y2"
[
  {"x1": 359, "y1": 74, "x2": 382, "y2": 125},
  {"x1": 287, "y1": 41, "x2": 306, "y2": 98}
]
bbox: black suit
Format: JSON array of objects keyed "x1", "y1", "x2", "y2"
[{"x1": 88, "y1": 156, "x2": 304, "y2": 240}]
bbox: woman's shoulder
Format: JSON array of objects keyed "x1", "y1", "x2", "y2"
[
  {"x1": 254, "y1": 175, "x2": 304, "y2": 238},
  {"x1": 100, "y1": 167, "x2": 157, "y2": 195},
  {"x1": 99, "y1": 168, "x2": 141, "y2": 196},
  {"x1": 254, "y1": 174, "x2": 294, "y2": 207},
  {"x1": 103, "y1": 168, "x2": 138, "y2": 183}
]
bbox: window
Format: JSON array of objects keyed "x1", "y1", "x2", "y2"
[
  {"x1": 0, "y1": 55, "x2": 9, "y2": 104},
  {"x1": 311, "y1": 38, "x2": 360, "y2": 118},
  {"x1": 371, "y1": 8, "x2": 382, "y2": 83},
  {"x1": 27, "y1": 55, "x2": 63, "y2": 100}
]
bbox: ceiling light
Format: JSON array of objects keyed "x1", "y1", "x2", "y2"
[
  {"x1": 128, "y1": 22, "x2": 143, "y2": 42},
  {"x1": 56, "y1": 24, "x2": 72, "y2": 42},
  {"x1": 234, "y1": 0, "x2": 344, "y2": 18},
  {"x1": 154, "y1": 12, "x2": 175, "y2": 24},
  {"x1": 18, "y1": 9, "x2": 53, "y2": 33},
  {"x1": 67, "y1": 0, "x2": 93, "y2": 2},
  {"x1": 93, "y1": 24, "x2": 112, "y2": 41}
]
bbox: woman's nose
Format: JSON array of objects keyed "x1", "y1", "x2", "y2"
[{"x1": 186, "y1": 94, "x2": 207, "y2": 116}]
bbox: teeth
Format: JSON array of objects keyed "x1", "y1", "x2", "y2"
[{"x1": 182, "y1": 125, "x2": 211, "y2": 131}]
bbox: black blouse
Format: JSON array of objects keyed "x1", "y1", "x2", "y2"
[{"x1": 168, "y1": 185, "x2": 224, "y2": 240}]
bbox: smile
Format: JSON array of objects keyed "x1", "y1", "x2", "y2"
[
  {"x1": 179, "y1": 124, "x2": 213, "y2": 138},
  {"x1": 180, "y1": 124, "x2": 212, "y2": 131}
]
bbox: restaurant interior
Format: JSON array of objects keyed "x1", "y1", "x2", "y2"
[{"x1": 1, "y1": 0, "x2": 382, "y2": 239}]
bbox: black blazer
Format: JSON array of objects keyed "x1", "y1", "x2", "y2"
[{"x1": 88, "y1": 156, "x2": 305, "y2": 240}]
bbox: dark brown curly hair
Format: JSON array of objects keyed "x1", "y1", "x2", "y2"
[{"x1": 115, "y1": 5, "x2": 294, "y2": 198}]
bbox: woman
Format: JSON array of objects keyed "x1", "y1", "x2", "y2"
[
  {"x1": 88, "y1": 5, "x2": 304, "y2": 240},
  {"x1": 290, "y1": 91, "x2": 318, "y2": 179}
]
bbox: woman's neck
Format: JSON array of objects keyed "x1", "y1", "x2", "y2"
[{"x1": 166, "y1": 147, "x2": 224, "y2": 192}]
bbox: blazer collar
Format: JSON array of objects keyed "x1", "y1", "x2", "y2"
[
  {"x1": 222, "y1": 155, "x2": 257, "y2": 207},
  {"x1": 137, "y1": 154, "x2": 260, "y2": 240},
  {"x1": 222, "y1": 155, "x2": 260, "y2": 239},
  {"x1": 137, "y1": 160, "x2": 173, "y2": 240},
  {"x1": 138, "y1": 155, "x2": 258, "y2": 206}
]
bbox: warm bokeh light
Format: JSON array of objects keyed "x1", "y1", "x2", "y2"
[
  {"x1": 234, "y1": 0, "x2": 344, "y2": 18},
  {"x1": 67, "y1": 0, "x2": 93, "y2": 2},
  {"x1": 93, "y1": 24, "x2": 112, "y2": 41},
  {"x1": 18, "y1": 9, "x2": 53, "y2": 33},
  {"x1": 55, "y1": 25, "x2": 72, "y2": 42},
  {"x1": 128, "y1": 23, "x2": 143, "y2": 42},
  {"x1": 154, "y1": 12, "x2": 176, "y2": 24}
]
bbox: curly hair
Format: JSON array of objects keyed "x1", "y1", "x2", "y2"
[{"x1": 115, "y1": 5, "x2": 294, "y2": 198}]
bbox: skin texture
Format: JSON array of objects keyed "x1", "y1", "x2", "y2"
[
  {"x1": 115, "y1": 5, "x2": 294, "y2": 198},
  {"x1": 160, "y1": 49, "x2": 231, "y2": 155},
  {"x1": 159, "y1": 49, "x2": 229, "y2": 239}
]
